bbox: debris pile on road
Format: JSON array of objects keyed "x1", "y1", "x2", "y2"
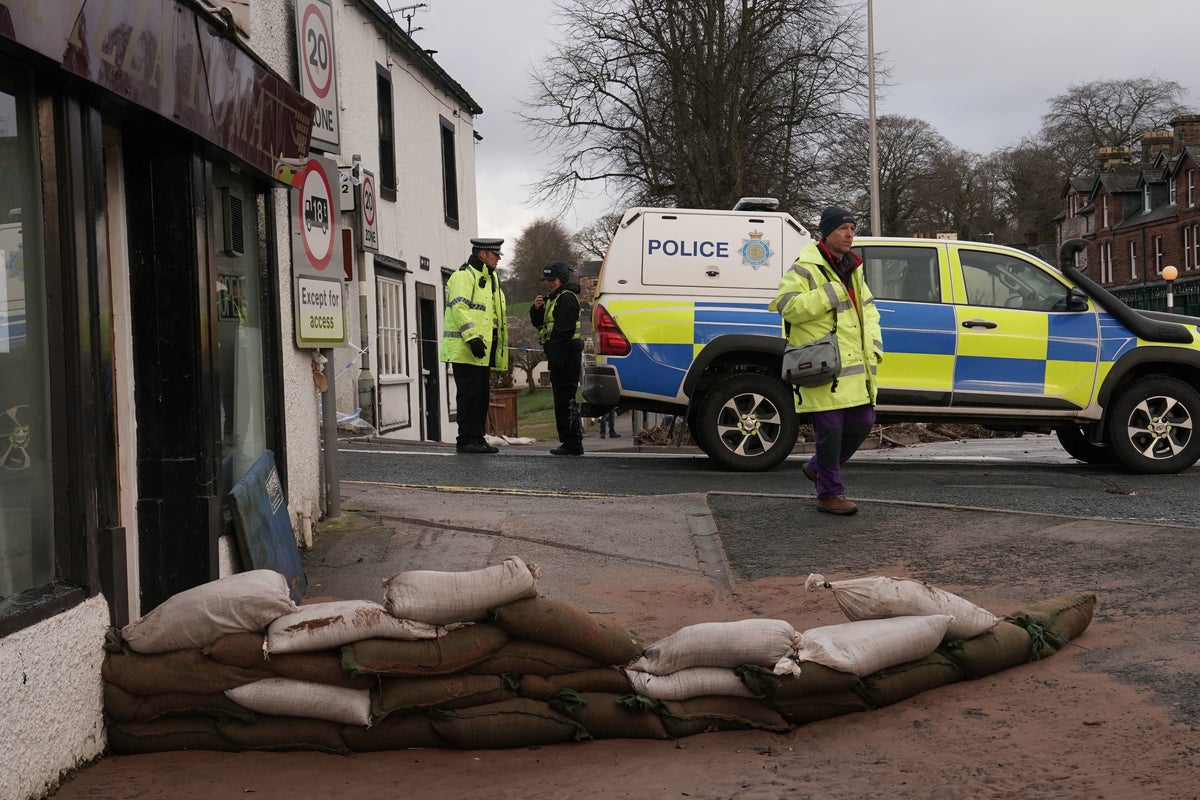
[{"x1": 101, "y1": 564, "x2": 1095, "y2": 754}]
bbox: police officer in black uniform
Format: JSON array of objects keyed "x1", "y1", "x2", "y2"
[{"x1": 530, "y1": 261, "x2": 584, "y2": 455}]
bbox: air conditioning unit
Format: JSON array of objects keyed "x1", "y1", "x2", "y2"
[{"x1": 221, "y1": 187, "x2": 245, "y2": 256}]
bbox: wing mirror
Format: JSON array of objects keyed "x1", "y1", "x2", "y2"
[{"x1": 1067, "y1": 286, "x2": 1089, "y2": 312}]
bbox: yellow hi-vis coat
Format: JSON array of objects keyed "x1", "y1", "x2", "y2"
[
  {"x1": 769, "y1": 240, "x2": 883, "y2": 411},
  {"x1": 440, "y1": 260, "x2": 509, "y2": 370}
]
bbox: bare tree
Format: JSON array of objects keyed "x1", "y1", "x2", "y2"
[
  {"x1": 572, "y1": 212, "x2": 623, "y2": 261},
  {"x1": 1040, "y1": 76, "x2": 1189, "y2": 178},
  {"x1": 506, "y1": 316, "x2": 543, "y2": 393},
  {"x1": 502, "y1": 218, "x2": 581, "y2": 305},
  {"x1": 524, "y1": 0, "x2": 869, "y2": 215},
  {"x1": 989, "y1": 139, "x2": 1065, "y2": 250}
]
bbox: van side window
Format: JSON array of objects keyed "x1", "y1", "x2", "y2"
[
  {"x1": 958, "y1": 249, "x2": 1067, "y2": 311},
  {"x1": 857, "y1": 245, "x2": 940, "y2": 303}
]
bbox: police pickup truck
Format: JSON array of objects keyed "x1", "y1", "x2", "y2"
[{"x1": 581, "y1": 200, "x2": 1200, "y2": 474}]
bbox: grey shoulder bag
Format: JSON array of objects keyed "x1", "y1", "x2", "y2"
[{"x1": 780, "y1": 265, "x2": 842, "y2": 389}]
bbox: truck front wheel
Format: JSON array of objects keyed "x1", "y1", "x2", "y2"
[
  {"x1": 695, "y1": 373, "x2": 799, "y2": 471},
  {"x1": 1106, "y1": 376, "x2": 1200, "y2": 474}
]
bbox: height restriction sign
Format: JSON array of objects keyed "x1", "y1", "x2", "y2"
[
  {"x1": 295, "y1": 0, "x2": 340, "y2": 148},
  {"x1": 292, "y1": 155, "x2": 346, "y2": 348}
]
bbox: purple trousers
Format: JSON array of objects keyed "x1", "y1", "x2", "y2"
[{"x1": 805, "y1": 404, "x2": 876, "y2": 499}]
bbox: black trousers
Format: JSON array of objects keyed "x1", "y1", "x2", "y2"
[
  {"x1": 452, "y1": 362, "x2": 490, "y2": 445},
  {"x1": 551, "y1": 381, "x2": 582, "y2": 448}
]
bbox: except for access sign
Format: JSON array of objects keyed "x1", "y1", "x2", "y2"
[{"x1": 296, "y1": 276, "x2": 346, "y2": 346}]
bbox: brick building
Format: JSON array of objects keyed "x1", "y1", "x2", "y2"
[{"x1": 1058, "y1": 115, "x2": 1200, "y2": 315}]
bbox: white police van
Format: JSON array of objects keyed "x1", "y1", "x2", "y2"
[{"x1": 583, "y1": 199, "x2": 1200, "y2": 474}]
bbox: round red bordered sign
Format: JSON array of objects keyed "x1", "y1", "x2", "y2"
[
  {"x1": 301, "y1": 3, "x2": 334, "y2": 99},
  {"x1": 298, "y1": 161, "x2": 334, "y2": 270}
]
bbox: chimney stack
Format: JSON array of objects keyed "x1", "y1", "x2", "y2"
[
  {"x1": 1171, "y1": 114, "x2": 1200, "y2": 151},
  {"x1": 1098, "y1": 145, "x2": 1132, "y2": 171},
  {"x1": 1140, "y1": 129, "x2": 1174, "y2": 162}
]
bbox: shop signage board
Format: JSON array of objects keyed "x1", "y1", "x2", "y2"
[
  {"x1": 295, "y1": 0, "x2": 341, "y2": 148},
  {"x1": 291, "y1": 155, "x2": 347, "y2": 347}
]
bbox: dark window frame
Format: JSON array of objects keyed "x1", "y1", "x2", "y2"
[
  {"x1": 440, "y1": 116, "x2": 459, "y2": 229},
  {"x1": 377, "y1": 65, "x2": 397, "y2": 202}
]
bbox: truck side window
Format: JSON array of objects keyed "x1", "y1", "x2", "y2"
[
  {"x1": 959, "y1": 250, "x2": 1068, "y2": 311},
  {"x1": 857, "y1": 245, "x2": 940, "y2": 303}
]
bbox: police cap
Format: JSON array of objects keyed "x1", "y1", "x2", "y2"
[{"x1": 470, "y1": 238, "x2": 504, "y2": 255}]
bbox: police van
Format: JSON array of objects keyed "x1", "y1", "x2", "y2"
[{"x1": 582, "y1": 200, "x2": 1200, "y2": 474}]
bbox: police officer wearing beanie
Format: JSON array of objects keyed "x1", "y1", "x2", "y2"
[
  {"x1": 440, "y1": 238, "x2": 509, "y2": 454},
  {"x1": 530, "y1": 260, "x2": 584, "y2": 455},
  {"x1": 769, "y1": 207, "x2": 883, "y2": 515}
]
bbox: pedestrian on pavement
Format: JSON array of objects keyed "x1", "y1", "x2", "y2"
[
  {"x1": 530, "y1": 260, "x2": 584, "y2": 455},
  {"x1": 770, "y1": 206, "x2": 883, "y2": 515},
  {"x1": 441, "y1": 238, "x2": 509, "y2": 454},
  {"x1": 599, "y1": 408, "x2": 620, "y2": 438}
]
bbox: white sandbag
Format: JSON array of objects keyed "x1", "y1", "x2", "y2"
[
  {"x1": 625, "y1": 666, "x2": 756, "y2": 701},
  {"x1": 265, "y1": 600, "x2": 450, "y2": 655},
  {"x1": 225, "y1": 677, "x2": 372, "y2": 726},
  {"x1": 629, "y1": 619, "x2": 801, "y2": 676},
  {"x1": 382, "y1": 556, "x2": 539, "y2": 625},
  {"x1": 805, "y1": 573, "x2": 999, "y2": 640},
  {"x1": 793, "y1": 615, "x2": 953, "y2": 677},
  {"x1": 121, "y1": 570, "x2": 298, "y2": 654}
]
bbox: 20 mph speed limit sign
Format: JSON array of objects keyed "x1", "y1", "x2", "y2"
[{"x1": 295, "y1": 0, "x2": 340, "y2": 148}]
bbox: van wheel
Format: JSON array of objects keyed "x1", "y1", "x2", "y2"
[
  {"x1": 695, "y1": 373, "x2": 798, "y2": 471},
  {"x1": 1105, "y1": 376, "x2": 1200, "y2": 474},
  {"x1": 1054, "y1": 425, "x2": 1115, "y2": 464}
]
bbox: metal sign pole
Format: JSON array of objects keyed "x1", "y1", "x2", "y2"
[{"x1": 321, "y1": 347, "x2": 341, "y2": 518}]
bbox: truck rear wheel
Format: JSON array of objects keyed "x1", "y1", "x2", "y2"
[
  {"x1": 695, "y1": 373, "x2": 798, "y2": 471},
  {"x1": 1105, "y1": 376, "x2": 1200, "y2": 474}
]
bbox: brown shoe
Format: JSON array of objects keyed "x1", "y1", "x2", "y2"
[
  {"x1": 802, "y1": 460, "x2": 817, "y2": 483},
  {"x1": 818, "y1": 494, "x2": 858, "y2": 515}
]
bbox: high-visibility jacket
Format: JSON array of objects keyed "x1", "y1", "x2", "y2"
[
  {"x1": 531, "y1": 286, "x2": 581, "y2": 346},
  {"x1": 769, "y1": 239, "x2": 883, "y2": 411},
  {"x1": 440, "y1": 258, "x2": 509, "y2": 370}
]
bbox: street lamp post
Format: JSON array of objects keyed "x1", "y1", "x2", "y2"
[
  {"x1": 1163, "y1": 264, "x2": 1178, "y2": 311},
  {"x1": 867, "y1": 0, "x2": 881, "y2": 236}
]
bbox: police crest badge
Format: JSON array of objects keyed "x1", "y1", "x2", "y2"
[{"x1": 740, "y1": 230, "x2": 772, "y2": 269}]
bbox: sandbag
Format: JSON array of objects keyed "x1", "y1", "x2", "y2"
[
  {"x1": 855, "y1": 651, "x2": 967, "y2": 707},
  {"x1": 107, "y1": 717, "x2": 237, "y2": 754},
  {"x1": 467, "y1": 639, "x2": 604, "y2": 677},
  {"x1": 340, "y1": 624, "x2": 509, "y2": 677},
  {"x1": 628, "y1": 619, "x2": 801, "y2": 676},
  {"x1": 428, "y1": 698, "x2": 586, "y2": 749},
  {"x1": 766, "y1": 690, "x2": 871, "y2": 726},
  {"x1": 340, "y1": 714, "x2": 447, "y2": 752},
  {"x1": 225, "y1": 678, "x2": 372, "y2": 726},
  {"x1": 938, "y1": 620, "x2": 1056, "y2": 678},
  {"x1": 1007, "y1": 593, "x2": 1096, "y2": 647},
  {"x1": 806, "y1": 573, "x2": 999, "y2": 640},
  {"x1": 103, "y1": 683, "x2": 256, "y2": 724},
  {"x1": 625, "y1": 666, "x2": 756, "y2": 701},
  {"x1": 794, "y1": 615, "x2": 952, "y2": 677},
  {"x1": 216, "y1": 715, "x2": 350, "y2": 754},
  {"x1": 549, "y1": 690, "x2": 669, "y2": 740},
  {"x1": 488, "y1": 596, "x2": 644, "y2": 665},
  {"x1": 383, "y1": 557, "x2": 538, "y2": 624},
  {"x1": 206, "y1": 634, "x2": 374, "y2": 690},
  {"x1": 121, "y1": 570, "x2": 298, "y2": 654},
  {"x1": 735, "y1": 662, "x2": 861, "y2": 699},
  {"x1": 657, "y1": 697, "x2": 790, "y2": 737},
  {"x1": 374, "y1": 674, "x2": 518, "y2": 718},
  {"x1": 103, "y1": 647, "x2": 276, "y2": 696},
  {"x1": 266, "y1": 600, "x2": 448, "y2": 654},
  {"x1": 518, "y1": 668, "x2": 633, "y2": 701}
]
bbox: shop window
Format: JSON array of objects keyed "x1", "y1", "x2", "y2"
[
  {"x1": 0, "y1": 69, "x2": 54, "y2": 599},
  {"x1": 440, "y1": 116, "x2": 459, "y2": 228}
]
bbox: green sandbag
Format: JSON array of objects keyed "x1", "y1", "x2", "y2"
[
  {"x1": 549, "y1": 690, "x2": 669, "y2": 740},
  {"x1": 765, "y1": 690, "x2": 871, "y2": 726},
  {"x1": 340, "y1": 624, "x2": 508, "y2": 676},
  {"x1": 216, "y1": 714, "x2": 350, "y2": 754},
  {"x1": 856, "y1": 651, "x2": 967, "y2": 707},
  {"x1": 103, "y1": 648, "x2": 275, "y2": 696},
  {"x1": 519, "y1": 668, "x2": 633, "y2": 700},
  {"x1": 340, "y1": 713, "x2": 447, "y2": 751},
  {"x1": 468, "y1": 639, "x2": 604, "y2": 677},
  {"x1": 107, "y1": 717, "x2": 237, "y2": 754},
  {"x1": 736, "y1": 662, "x2": 861, "y2": 699},
  {"x1": 374, "y1": 674, "x2": 518, "y2": 718},
  {"x1": 429, "y1": 697, "x2": 587, "y2": 749},
  {"x1": 103, "y1": 683, "x2": 256, "y2": 724},
  {"x1": 939, "y1": 620, "x2": 1056, "y2": 679},
  {"x1": 658, "y1": 697, "x2": 791, "y2": 738},
  {"x1": 207, "y1": 633, "x2": 373, "y2": 689},
  {"x1": 489, "y1": 596, "x2": 645, "y2": 665},
  {"x1": 1007, "y1": 593, "x2": 1096, "y2": 647}
]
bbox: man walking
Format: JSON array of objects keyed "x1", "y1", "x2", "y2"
[
  {"x1": 530, "y1": 260, "x2": 584, "y2": 455},
  {"x1": 770, "y1": 207, "x2": 883, "y2": 514},
  {"x1": 441, "y1": 238, "x2": 509, "y2": 454}
]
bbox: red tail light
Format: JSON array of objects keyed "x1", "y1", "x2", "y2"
[{"x1": 593, "y1": 304, "x2": 631, "y2": 356}]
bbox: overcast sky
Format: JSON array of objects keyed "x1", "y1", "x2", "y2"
[{"x1": 378, "y1": 0, "x2": 1200, "y2": 243}]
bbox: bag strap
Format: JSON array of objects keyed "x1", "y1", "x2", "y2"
[{"x1": 783, "y1": 260, "x2": 839, "y2": 338}]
